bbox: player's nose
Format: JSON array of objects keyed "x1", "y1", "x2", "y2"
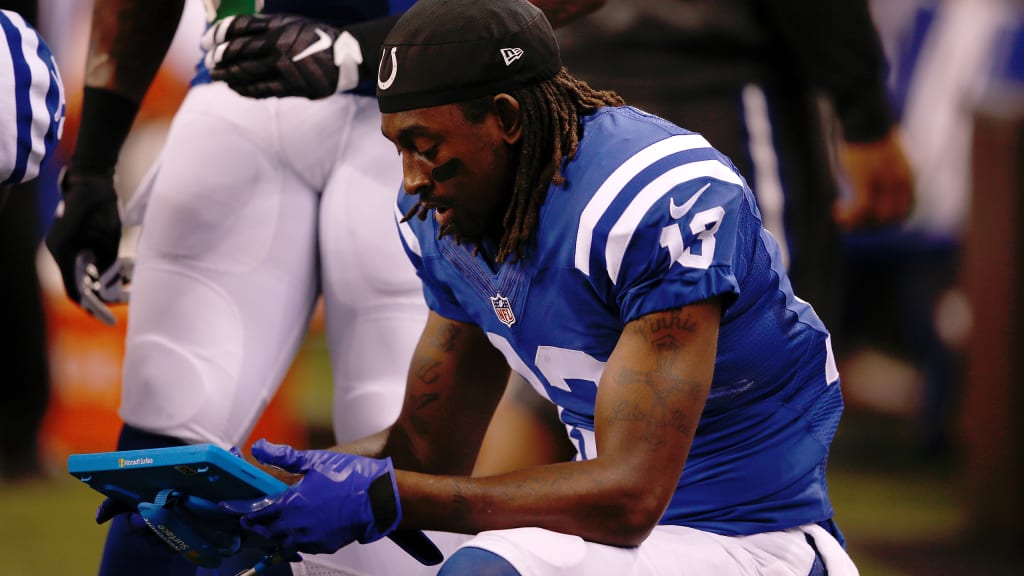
[{"x1": 401, "y1": 154, "x2": 432, "y2": 195}]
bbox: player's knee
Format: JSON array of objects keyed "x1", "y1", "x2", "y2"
[
  {"x1": 331, "y1": 382, "x2": 405, "y2": 443},
  {"x1": 120, "y1": 336, "x2": 222, "y2": 435},
  {"x1": 439, "y1": 547, "x2": 522, "y2": 576}
]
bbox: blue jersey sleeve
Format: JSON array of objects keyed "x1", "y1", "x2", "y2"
[{"x1": 603, "y1": 158, "x2": 748, "y2": 324}]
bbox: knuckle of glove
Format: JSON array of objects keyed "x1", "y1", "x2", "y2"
[
  {"x1": 230, "y1": 13, "x2": 267, "y2": 34},
  {"x1": 247, "y1": 459, "x2": 395, "y2": 555},
  {"x1": 269, "y1": 23, "x2": 338, "y2": 98},
  {"x1": 47, "y1": 186, "x2": 120, "y2": 260},
  {"x1": 288, "y1": 58, "x2": 336, "y2": 99},
  {"x1": 233, "y1": 35, "x2": 271, "y2": 60}
]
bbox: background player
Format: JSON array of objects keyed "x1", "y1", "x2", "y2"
[
  {"x1": 554, "y1": 0, "x2": 913, "y2": 335},
  {"x1": 44, "y1": 1, "x2": 429, "y2": 575},
  {"x1": 0, "y1": 3, "x2": 64, "y2": 482},
  {"x1": 224, "y1": 1, "x2": 858, "y2": 574}
]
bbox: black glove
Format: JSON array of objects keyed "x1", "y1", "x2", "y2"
[
  {"x1": 202, "y1": 13, "x2": 363, "y2": 99},
  {"x1": 44, "y1": 168, "x2": 126, "y2": 324}
]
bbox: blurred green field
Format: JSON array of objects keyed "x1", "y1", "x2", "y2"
[
  {"x1": 0, "y1": 459, "x2": 963, "y2": 575},
  {"x1": 0, "y1": 473, "x2": 108, "y2": 575}
]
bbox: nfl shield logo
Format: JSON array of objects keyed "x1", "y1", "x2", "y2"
[{"x1": 490, "y1": 293, "x2": 516, "y2": 327}]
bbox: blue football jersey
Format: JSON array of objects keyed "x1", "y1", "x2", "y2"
[{"x1": 395, "y1": 106, "x2": 844, "y2": 536}]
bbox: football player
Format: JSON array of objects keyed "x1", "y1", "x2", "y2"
[
  {"x1": 225, "y1": 1, "x2": 859, "y2": 575},
  {"x1": 0, "y1": 4, "x2": 64, "y2": 482}
]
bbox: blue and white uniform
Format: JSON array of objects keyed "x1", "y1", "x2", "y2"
[
  {"x1": 402, "y1": 106, "x2": 842, "y2": 535},
  {"x1": 344, "y1": 106, "x2": 854, "y2": 576},
  {"x1": 0, "y1": 9, "x2": 64, "y2": 186}
]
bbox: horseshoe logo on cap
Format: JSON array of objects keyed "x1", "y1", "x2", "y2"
[{"x1": 378, "y1": 47, "x2": 398, "y2": 90}]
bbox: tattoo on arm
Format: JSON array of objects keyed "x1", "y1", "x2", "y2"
[
  {"x1": 434, "y1": 322, "x2": 461, "y2": 353},
  {"x1": 610, "y1": 310, "x2": 704, "y2": 449},
  {"x1": 409, "y1": 392, "x2": 440, "y2": 436},
  {"x1": 413, "y1": 358, "x2": 443, "y2": 386},
  {"x1": 407, "y1": 321, "x2": 464, "y2": 433}
]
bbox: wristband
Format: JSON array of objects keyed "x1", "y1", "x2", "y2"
[{"x1": 70, "y1": 87, "x2": 140, "y2": 173}]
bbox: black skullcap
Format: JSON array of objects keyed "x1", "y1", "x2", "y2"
[{"x1": 376, "y1": 0, "x2": 561, "y2": 113}]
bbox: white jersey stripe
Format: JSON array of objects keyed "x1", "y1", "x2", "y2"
[
  {"x1": 0, "y1": 15, "x2": 17, "y2": 183},
  {"x1": 18, "y1": 15, "x2": 48, "y2": 182},
  {"x1": 606, "y1": 159, "x2": 743, "y2": 285},
  {"x1": 574, "y1": 133, "x2": 712, "y2": 276},
  {"x1": 0, "y1": 10, "x2": 64, "y2": 185},
  {"x1": 742, "y1": 84, "x2": 789, "y2": 269}
]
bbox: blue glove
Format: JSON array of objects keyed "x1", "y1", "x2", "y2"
[{"x1": 226, "y1": 440, "x2": 402, "y2": 555}]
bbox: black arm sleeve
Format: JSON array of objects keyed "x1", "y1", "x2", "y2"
[{"x1": 763, "y1": 0, "x2": 894, "y2": 142}]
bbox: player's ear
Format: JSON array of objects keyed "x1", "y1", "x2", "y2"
[{"x1": 492, "y1": 93, "x2": 522, "y2": 145}]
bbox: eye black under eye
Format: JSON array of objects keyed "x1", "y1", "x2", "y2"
[{"x1": 431, "y1": 158, "x2": 462, "y2": 182}]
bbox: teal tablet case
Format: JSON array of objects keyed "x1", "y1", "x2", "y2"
[{"x1": 68, "y1": 444, "x2": 287, "y2": 505}]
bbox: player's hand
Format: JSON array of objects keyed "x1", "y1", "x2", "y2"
[
  {"x1": 230, "y1": 444, "x2": 304, "y2": 486},
  {"x1": 834, "y1": 128, "x2": 914, "y2": 230},
  {"x1": 45, "y1": 168, "x2": 131, "y2": 325},
  {"x1": 95, "y1": 497, "x2": 129, "y2": 525},
  {"x1": 201, "y1": 14, "x2": 363, "y2": 99},
  {"x1": 223, "y1": 439, "x2": 401, "y2": 555},
  {"x1": 95, "y1": 497, "x2": 146, "y2": 528}
]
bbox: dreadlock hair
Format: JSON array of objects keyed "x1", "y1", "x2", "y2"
[
  {"x1": 492, "y1": 69, "x2": 624, "y2": 263},
  {"x1": 470, "y1": 69, "x2": 624, "y2": 263},
  {"x1": 402, "y1": 68, "x2": 624, "y2": 262}
]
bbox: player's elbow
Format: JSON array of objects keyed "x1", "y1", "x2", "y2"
[
  {"x1": 616, "y1": 493, "x2": 666, "y2": 546},
  {"x1": 597, "y1": 483, "x2": 669, "y2": 547}
]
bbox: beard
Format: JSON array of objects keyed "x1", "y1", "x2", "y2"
[{"x1": 438, "y1": 207, "x2": 489, "y2": 249}]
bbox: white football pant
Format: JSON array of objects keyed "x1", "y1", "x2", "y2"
[
  {"x1": 119, "y1": 81, "x2": 426, "y2": 448},
  {"x1": 293, "y1": 523, "x2": 857, "y2": 576}
]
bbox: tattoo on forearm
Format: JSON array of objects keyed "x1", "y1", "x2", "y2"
[
  {"x1": 487, "y1": 470, "x2": 569, "y2": 509},
  {"x1": 409, "y1": 393, "x2": 440, "y2": 435},
  {"x1": 413, "y1": 358, "x2": 443, "y2": 386},
  {"x1": 435, "y1": 323, "x2": 461, "y2": 353}
]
